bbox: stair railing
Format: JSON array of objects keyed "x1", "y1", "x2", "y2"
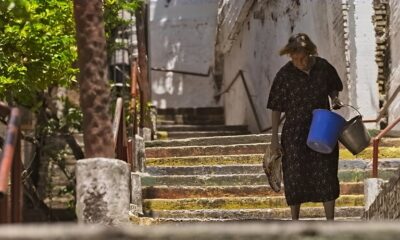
[
  {"x1": 0, "y1": 103, "x2": 22, "y2": 223},
  {"x1": 363, "y1": 84, "x2": 400, "y2": 123},
  {"x1": 372, "y1": 115, "x2": 400, "y2": 178},
  {"x1": 112, "y1": 59, "x2": 143, "y2": 171},
  {"x1": 215, "y1": 70, "x2": 284, "y2": 132}
]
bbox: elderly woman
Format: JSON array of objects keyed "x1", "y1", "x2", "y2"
[{"x1": 267, "y1": 33, "x2": 343, "y2": 220}]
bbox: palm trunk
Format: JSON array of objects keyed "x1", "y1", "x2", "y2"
[{"x1": 73, "y1": 0, "x2": 114, "y2": 158}]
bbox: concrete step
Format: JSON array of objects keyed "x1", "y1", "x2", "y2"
[
  {"x1": 157, "y1": 107, "x2": 225, "y2": 125},
  {"x1": 141, "y1": 169, "x2": 397, "y2": 187},
  {"x1": 146, "y1": 134, "x2": 271, "y2": 148},
  {"x1": 143, "y1": 195, "x2": 364, "y2": 211},
  {"x1": 146, "y1": 153, "x2": 400, "y2": 167},
  {"x1": 145, "y1": 206, "x2": 364, "y2": 220},
  {"x1": 138, "y1": 216, "x2": 363, "y2": 223},
  {"x1": 146, "y1": 142, "x2": 400, "y2": 158},
  {"x1": 146, "y1": 133, "x2": 400, "y2": 148},
  {"x1": 146, "y1": 154, "x2": 264, "y2": 166},
  {"x1": 145, "y1": 160, "x2": 400, "y2": 175},
  {"x1": 145, "y1": 143, "x2": 267, "y2": 158},
  {"x1": 161, "y1": 130, "x2": 251, "y2": 139},
  {"x1": 157, "y1": 124, "x2": 248, "y2": 132},
  {"x1": 142, "y1": 183, "x2": 364, "y2": 199}
]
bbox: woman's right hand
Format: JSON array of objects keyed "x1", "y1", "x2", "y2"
[{"x1": 270, "y1": 137, "x2": 282, "y2": 156}]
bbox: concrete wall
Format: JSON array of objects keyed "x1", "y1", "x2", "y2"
[
  {"x1": 149, "y1": 0, "x2": 221, "y2": 109},
  {"x1": 347, "y1": 0, "x2": 379, "y2": 124},
  {"x1": 388, "y1": 0, "x2": 400, "y2": 131},
  {"x1": 219, "y1": 1, "x2": 348, "y2": 132},
  {"x1": 365, "y1": 170, "x2": 400, "y2": 219},
  {"x1": 4, "y1": 223, "x2": 400, "y2": 239}
]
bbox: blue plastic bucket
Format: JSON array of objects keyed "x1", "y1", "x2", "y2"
[{"x1": 307, "y1": 109, "x2": 346, "y2": 154}]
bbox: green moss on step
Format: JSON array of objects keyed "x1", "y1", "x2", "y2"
[
  {"x1": 339, "y1": 147, "x2": 400, "y2": 160},
  {"x1": 143, "y1": 195, "x2": 364, "y2": 211},
  {"x1": 146, "y1": 155, "x2": 263, "y2": 167},
  {"x1": 156, "y1": 131, "x2": 168, "y2": 140}
]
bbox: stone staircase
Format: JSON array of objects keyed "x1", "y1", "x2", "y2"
[
  {"x1": 155, "y1": 107, "x2": 250, "y2": 139},
  {"x1": 138, "y1": 107, "x2": 400, "y2": 222}
]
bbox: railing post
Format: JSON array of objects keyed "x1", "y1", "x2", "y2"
[
  {"x1": 11, "y1": 132, "x2": 22, "y2": 222},
  {"x1": 0, "y1": 107, "x2": 22, "y2": 223},
  {"x1": 372, "y1": 138, "x2": 379, "y2": 178}
]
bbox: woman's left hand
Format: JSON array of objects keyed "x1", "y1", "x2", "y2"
[{"x1": 332, "y1": 97, "x2": 343, "y2": 110}]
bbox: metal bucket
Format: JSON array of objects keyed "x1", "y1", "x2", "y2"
[{"x1": 339, "y1": 111, "x2": 371, "y2": 155}]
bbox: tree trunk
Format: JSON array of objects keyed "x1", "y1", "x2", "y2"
[{"x1": 73, "y1": 0, "x2": 114, "y2": 158}]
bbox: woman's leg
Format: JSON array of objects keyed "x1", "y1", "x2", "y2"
[
  {"x1": 323, "y1": 200, "x2": 335, "y2": 220},
  {"x1": 290, "y1": 204, "x2": 300, "y2": 220}
]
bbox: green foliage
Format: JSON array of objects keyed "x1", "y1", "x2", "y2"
[
  {"x1": 0, "y1": 0, "x2": 77, "y2": 107},
  {"x1": 0, "y1": 0, "x2": 143, "y2": 218},
  {"x1": 104, "y1": 0, "x2": 143, "y2": 56}
]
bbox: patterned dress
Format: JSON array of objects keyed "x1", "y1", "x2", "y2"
[{"x1": 267, "y1": 57, "x2": 343, "y2": 205}]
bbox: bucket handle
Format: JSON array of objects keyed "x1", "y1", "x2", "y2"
[{"x1": 341, "y1": 104, "x2": 362, "y2": 117}]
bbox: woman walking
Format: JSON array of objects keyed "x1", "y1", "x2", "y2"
[{"x1": 267, "y1": 33, "x2": 344, "y2": 220}]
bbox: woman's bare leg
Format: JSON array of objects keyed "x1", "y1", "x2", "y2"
[
  {"x1": 290, "y1": 204, "x2": 300, "y2": 220},
  {"x1": 323, "y1": 200, "x2": 335, "y2": 221}
]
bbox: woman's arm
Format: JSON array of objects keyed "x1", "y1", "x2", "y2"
[{"x1": 271, "y1": 110, "x2": 282, "y2": 154}]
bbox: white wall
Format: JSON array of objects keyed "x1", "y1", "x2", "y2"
[
  {"x1": 220, "y1": 1, "x2": 348, "y2": 132},
  {"x1": 388, "y1": 0, "x2": 400, "y2": 131},
  {"x1": 347, "y1": 0, "x2": 379, "y2": 125},
  {"x1": 149, "y1": 0, "x2": 220, "y2": 109}
]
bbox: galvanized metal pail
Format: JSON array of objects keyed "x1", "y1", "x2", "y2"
[{"x1": 339, "y1": 106, "x2": 371, "y2": 155}]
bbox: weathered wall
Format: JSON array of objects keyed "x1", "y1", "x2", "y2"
[
  {"x1": 149, "y1": 0, "x2": 221, "y2": 109},
  {"x1": 219, "y1": 1, "x2": 348, "y2": 132},
  {"x1": 365, "y1": 170, "x2": 400, "y2": 219},
  {"x1": 388, "y1": 0, "x2": 400, "y2": 131},
  {"x1": 347, "y1": 0, "x2": 379, "y2": 124},
  {"x1": 4, "y1": 222, "x2": 400, "y2": 239}
]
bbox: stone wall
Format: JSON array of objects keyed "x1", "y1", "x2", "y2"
[
  {"x1": 373, "y1": 0, "x2": 390, "y2": 110},
  {"x1": 218, "y1": 0, "x2": 348, "y2": 132},
  {"x1": 365, "y1": 169, "x2": 400, "y2": 219}
]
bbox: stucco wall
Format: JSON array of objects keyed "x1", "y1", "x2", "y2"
[
  {"x1": 149, "y1": 0, "x2": 221, "y2": 109},
  {"x1": 220, "y1": 0, "x2": 348, "y2": 132},
  {"x1": 348, "y1": 0, "x2": 379, "y2": 123},
  {"x1": 388, "y1": 0, "x2": 400, "y2": 131}
]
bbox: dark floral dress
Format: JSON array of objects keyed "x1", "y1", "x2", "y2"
[{"x1": 267, "y1": 57, "x2": 343, "y2": 205}]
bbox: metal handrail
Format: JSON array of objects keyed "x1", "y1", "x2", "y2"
[
  {"x1": 0, "y1": 103, "x2": 22, "y2": 223},
  {"x1": 215, "y1": 70, "x2": 282, "y2": 132},
  {"x1": 372, "y1": 115, "x2": 400, "y2": 178},
  {"x1": 363, "y1": 84, "x2": 400, "y2": 123},
  {"x1": 112, "y1": 60, "x2": 142, "y2": 171}
]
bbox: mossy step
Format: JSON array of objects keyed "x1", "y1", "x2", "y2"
[
  {"x1": 141, "y1": 169, "x2": 397, "y2": 187},
  {"x1": 146, "y1": 154, "x2": 264, "y2": 166},
  {"x1": 146, "y1": 133, "x2": 400, "y2": 148},
  {"x1": 146, "y1": 206, "x2": 364, "y2": 220},
  {"x1": 145, "y1": 143, "x2": 268, "y2": 158},
  {"x1": 147, "y1": 134, "x2": 271, "y2": 147},
  {"x1": 142, "y1": 183, "x2": 363, "y2": 199},
  {"x1": 146, "y1": 155, "x2": 400, "y2": 167},
  {"x1": 145, "y1": 160, "x2": 400, "y2": 175},
  {"x1": 157, "y1": 125, "x2": 248, "y2": 132},
  {"x1": 143, "y1": 195, "x2": 364, "y2": 211},
  {"x1": 163, "y1": 130, "x2": 251, "y2": 139},
  {"x1": 146, "y1": 144, "x2": 400, "y2": 159},
  {"x1": 340, "y1": 147, "x2": 400, "y2": 159},
  {"x1": 130, "y1": 216, "x2": 362, "y2": 224}
]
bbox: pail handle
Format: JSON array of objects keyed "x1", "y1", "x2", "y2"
[{"x1": 341, "y1": 104, "x2": 362, "y2": 117}]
